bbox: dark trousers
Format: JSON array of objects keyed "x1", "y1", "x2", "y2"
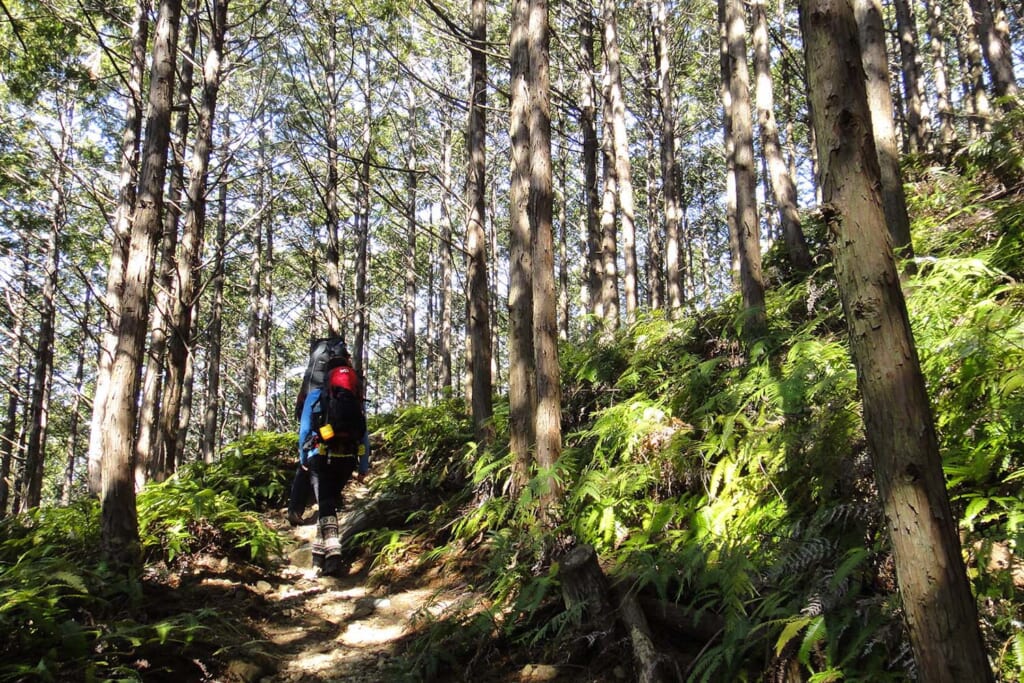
[{"x1": 307, "y1": 453, "x2": 357, "y2": 519}]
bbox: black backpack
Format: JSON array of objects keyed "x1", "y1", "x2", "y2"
[
  {"x1": 295, "y1": 336, "x2": 350, "y2": 421},
  {"x1": 313, "y1": 368, "x2": 367, "y2": 456}
]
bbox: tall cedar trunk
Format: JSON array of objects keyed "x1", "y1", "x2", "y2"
[
  {"x1": 404, "y1": 161, "x2": 418, "y2": 405},
  {"x1": 529, "y1": 0, "x2": 562, "y2": 519},
  {"x1": 240, "y1": 161, "x2": 263, "y2": 434},
  {"x1": 854, "y1": 0, "x2": 915, "y2": 261},
  {"x1": 202, "y1": 157, "x2": 228, "y2": 462},
  {"x1": 599, "y1": 92, "x2": 620, "y2": 334},
  {"x1": 924, "y1": 0, "x2": 957, "y2": 158},
  {"x1": 255, "y1": 202, "x2": 273, "y2": 430},
  {"x1": 557, "y1": 148, "x2": 570, "y2": 340},
  {"x1": 722, "y1": 0, "x2": 766, "y2": 341},
  {"x1": 1, "y1": 251, "x2": 28, "y2": 516},
  {"x1": 509, "y1": 0, "x2": 536, "y2": 491},
  {"x1": 325, "y1": 21, "x2": 344, "y2": 335},
  {"x1": 959, "y1": 0, "x2": 993, "y2": 136},
  {"x1": 467, "y1": 0, "x2": 493, "y2": 442},
  {"x1": 136, "y1": 0, "x2": 197, "y2": 484},
  {"x1": 800, "y1": 3, "x2": 994, "y2": 681},
  {"x1": 88, "y1": 2, "x2": 148, "y2": 496},
  {"x1": 601, "y1": 0, "x2": 638, "y2": 323},
  {"x1": 23, "y1": 100, "x2": 69, "y2": 508},
  {"x1": 892, "y1": 0, "x2": 932, "y2": 154},
  {"x1": 578, "y1": 0, "x2": 602, "y2": 321},
  {"x1": 101, "y1": 0, "x2": 183, "y2": 572},
  {"x1": 353, "y1": 55, "x2": 372, "y2": 379},
  {"x1": 969, "y1": 0, "x2": 1019, "y2": 101},
  {"x1": 719, "y1": 7, "x2": 741, "y2": 285},
  {"x1": 651, "y1": 0, "x2": 682, "y2": 314},
  {"x1": 164, "y1": 0, "x2": 228, "y2": 467},
  {"x1": 642, "y1": 65, "x2": 663, "y2": 312},
  {"x1": 62, "y1": 291, "x2": 91, "y2": 505},
  {"x1": 439, "y1": 122, "x2": 453, "y2": 394},
  {"x1": 752, "y1": 0, "x2": 812, "y2": 273}
]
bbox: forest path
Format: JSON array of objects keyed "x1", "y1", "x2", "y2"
[{"x1": 232, "y1": 482, "x2": 463, "y2": 683}]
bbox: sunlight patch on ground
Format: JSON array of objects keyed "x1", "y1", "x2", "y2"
[{"x1": 339, "y1": 621, "x2": 407, "y2": 646}]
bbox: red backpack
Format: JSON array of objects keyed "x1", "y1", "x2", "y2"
[{"x1": 314, "y1": 366, "x2": 366, "y2": 455}]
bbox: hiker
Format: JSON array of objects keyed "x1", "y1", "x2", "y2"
[
  {"x1": 287, "y1": 336, "x2": 349, "y2": 526},
  {"x1": 294, "y1": 344, "x2": 369, "y2": 575}
]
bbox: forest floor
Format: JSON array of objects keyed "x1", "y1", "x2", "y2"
[{"x1": 157, "y1": 481, "x2": 622, "y2": 683}]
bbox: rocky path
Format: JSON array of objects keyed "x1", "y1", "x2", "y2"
[{"x1": 228, "y1": 483, "x2": 459, "y2": 683}]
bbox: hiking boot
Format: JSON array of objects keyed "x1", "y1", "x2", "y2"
[
  {"x1": 287, "y1": 510, "x2": 304, "y2": 527},
  {"x1": 322, "y1": 555, "x2": 345, "y2": 577}
]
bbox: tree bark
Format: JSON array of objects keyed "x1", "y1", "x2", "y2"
[
  {"x1": 800, "y1": 2, "x2": 994, "y2": 680},
  {"x1": 509, "y1": 0, "x2": 535, "y2": 493},
  {"x1": 721, "y1": 0, "x2": 766, "y2": 341},
  {"x1": 403, "y1": 158, "x2": 418, "y2": 405},
  {"x1": 969, "y1": 0, "x2": 1019, "y2": 102},
  {"x1": 87, "y1": 1, "x2": 148, "y2": 496},
  {"x1": 202, "y1": 136, "x2": 228, "y2": 463},
  {"x1": 958, "y1": 0, "x2": 993, "y2": 137},
  {"x1": 892, "y1": 0, "x2": 933, "y2": 153},
  {"x1": 854, "y1": 0, "x2": 915, "y2": 262},
  {"x1": 101, "y1": 0, "x2": 184, "y2": 573},
  {"x1": 577, "y1": 0, "x2": 602, "y2": 322},
  {"x1": 752, "y1": 0, "x2": 812, "y2": 274},
  {"x1": 601, "y1": 0, "x2": 638, "y2": 323},
  {"x1": 529, "y1": 0, "x2": 562, "y2": 519},
  {"x1": 61, "y1": 291, "x2": 91, "y2": 505},
  {"x1": 466, "y1": 0, "x2": 493, "y2": 443},
  {"x1": 924, "y1": 0, "x2": 957, "y2": 159},
  {"x1": 651, "y1": 0, "x2": 682, "y2": 314}
]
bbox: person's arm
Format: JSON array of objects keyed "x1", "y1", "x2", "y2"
[{"x1": 298, "y1": 388, "x2": 321, "y2": 465}]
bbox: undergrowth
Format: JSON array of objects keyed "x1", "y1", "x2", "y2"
[
  {"x1": 373, "y1": 145, "x2": 1024, "y2": 682},
  {"x1": 0, "y1": 431, "x2": 291, "y2": 681}
]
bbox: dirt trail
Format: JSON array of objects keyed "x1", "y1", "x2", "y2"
[{"x1": 231, "y1": 483, "x2": 455, "y2": 683}]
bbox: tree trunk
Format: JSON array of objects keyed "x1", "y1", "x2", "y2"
[
  {"x1": 101, "y1": 0, "x2": 184, "y2": 573},
  {"x1": 467, "y1": 0, "x2": 493, "y2": 443},
  {"x1": 529, "y1": 0, "x2": 562, "y2": 519},
  {"x1": 924, "y1": 0, "x2": 957, "y2": 159},
  {"x1": 958, "y1": 0, "x2": 993, "y2": 137},
  {"x1": 509, "y1": 0, "x2": 536, "y2": 492},
  {"x1": 892, "y1": 0, "x2": 933, "y2": 153},
  {"x1": 22, "y1": 98, "x2": 69, "y2": 509},
  {"x1": 202, "y1": 132, "x2": 229, "y2": 463},
  {"x1": 969, "y1": 0, "x2": 1019, "y2": 102},
  {"x1": 61, "y1": 291, "x2": 91, "y2": 505},
  {"x1": 164, "y1": 0, "x2": 229, "y2": 468},
  {"x1": 651, "y1": 0, "x2": 682, "y2": 314},
  {"x1": 87, "y1": 1, "x2": 148, "y2": 496},
  {"x1": 403, "y1": 160, "x2": 418, "y2": 405},
  {"x1": 136, "y1": 0, "x2": 197, "y2": 484},
  {"x1": 752, "y1": 0, "x2": 812, "y2": 274},
  {"x1": 1, "y1": 251, "x2": 29, "y2": 516},
  {"x1": 799, "y1": 2, "x2": 994, "y2": 680},
  {"x1": 721, "y1": 0, "x2": 766, "y2": 341},
  {"x1": 578, "y1": 0, "x2": 602, "y2": 322},
  {"x1": 599, "y1": 105, "x2": 620, "y2": 334},
  {"x1": 439, "y1": 121, "x2": 453, "y2": 395},
  {"x1": 854, "y1": 0, "x2": 915, "y2": 262},
  {"x1": 601, "y1": 0, "x2": 638, "y2": 323},
  {"x1": 325, "y1": 21, "x2": 344, "y2": 335}
]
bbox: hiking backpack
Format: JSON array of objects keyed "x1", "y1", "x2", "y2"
[
  {"x1": 313, "y1": 365, "x2": 367, "y2": 455},
  {"x1": 295, "y1": 336, "x2": 351, "y2": 421}
]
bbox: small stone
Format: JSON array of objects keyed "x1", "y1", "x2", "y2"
[
  {"x1": 226, "y1": 659, "x2": 263, "y2": 683},
  {"x1": 520, "y1": 663, "x2": 559, "y2": 681}
]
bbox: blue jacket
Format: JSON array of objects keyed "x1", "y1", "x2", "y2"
[{"x1": 298, "y1": 387, "x2": 370, "y2": 475}]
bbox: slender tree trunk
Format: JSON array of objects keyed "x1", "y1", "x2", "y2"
[
  {"x1": 61, "y1": 290, "x2": 91, "y2": 505},
  {"x1": 164, "y1": 0, "x2": 228, "y2": 467},
  {"x1": 23, "y1": 97, "x2": 73, "y2": 508},
  {"x1": 465, "y1": 0, "x2": 492, "y2": 442},
  {"x1": 240, "y1": 166, "x2": 263, "y2": 434},
  {"x1": 892, "y1": 0, "x2": 933, "y2": 153},
  {"x1": 959, "y1": 0, "x2": 993, "y2": 137},
  {"x1": 403, "y1": 160, "x2": 418, "y2": 405},
  {"x1": 136, "y1": 0, "x2": 197, "y2": 484},
  {"x1": 601, "y1": 0, "x2": 638, "y2": 323},
  {"x1": 800, "y1": 3, "x2": 994, "y2": 681},
  {"x1": 1, "y1": 250, "x2": 29, "y2": 516},
  {"x1": 651, "y1": 0, "x2": 682, "y2": 314},
  {"x1": 969, "y1": 0, "x2": 1019, "y2": 102},
  {"x1": 578, "y1": 0, "x2": 602, "y2": 321},
  {"x1": 353, "y1": 56, "x2": 373, "y2": 379},
  {"x1": 752, "y1": 0, "x2": 812, "y2": 274},
  {"x1": 202, "y1": 157, "x2": 228, "y2": 462},
  {"x1": 325, "y1": 22, "x2": 344, "y2": 335},
  {"x1": 529, "y1": 0, "x2": 562, "y2": 519},
  {"x1": 88, "y1": 1, "x2": 148, "y2": 496},
  {"x1": 854, "y1": 0, "x2": 915, "y2": 262},
  {"x1": 721, "y1": 0, "x2": 766, "y2": 341},
  {"x1": 598, "y1": 119, "x2": 620, "y2": 335},
  {"x1": 101, "y1": 0, "x2": 184, "y2": 573},
  {"x1": 439, "y1": 123, "x2": 453, "y2": 395},
  {"x1": 509, "y1": 0, "x2": 536, "y2": 491},
  {"x1": 924, "y1": 0, "x2": 957, "y2": 159}
]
